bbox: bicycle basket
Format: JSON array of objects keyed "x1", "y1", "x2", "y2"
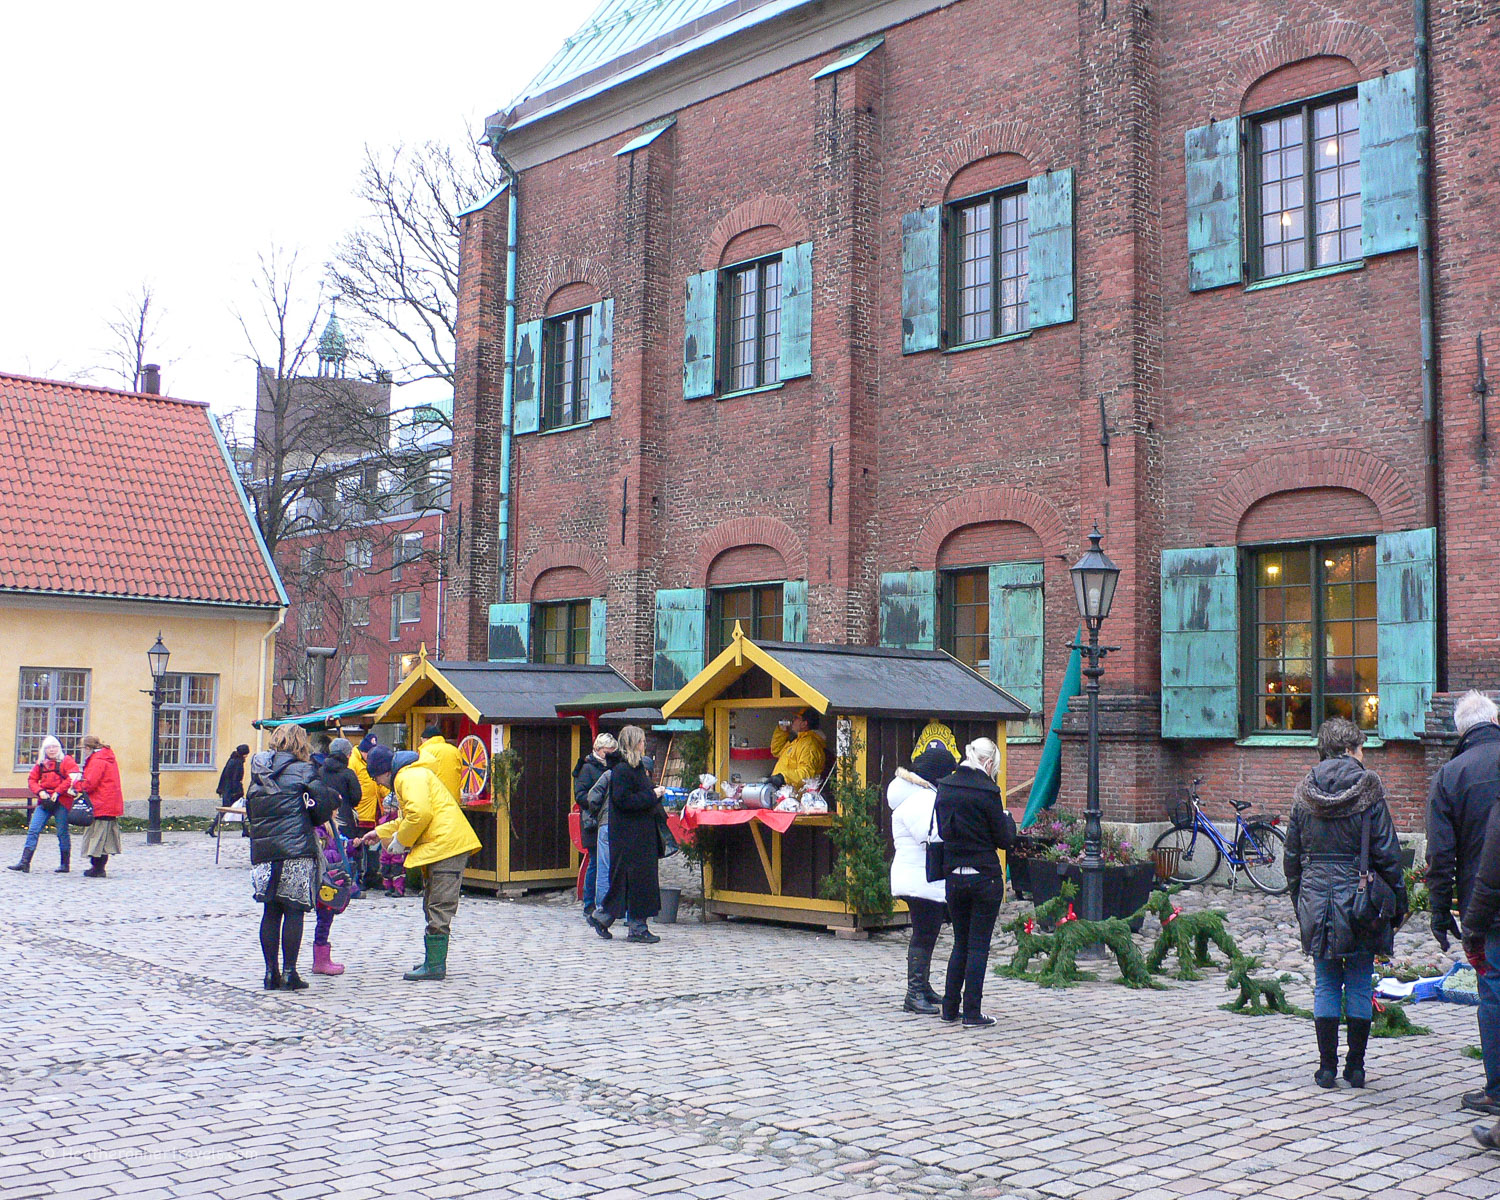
[{"x1": 1164, "y1": 798, "x2": 1193, "y2": 828}]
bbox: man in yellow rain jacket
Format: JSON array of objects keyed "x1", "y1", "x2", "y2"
[
  {"x1": 361, "y1": 745, "x2": 480, "y2": 981},
  {"x1": 769, "y1": 709, "x2": 828, "y2": 790},
  {"x1": 417, "y1": 724, "x2": 464, "y2": 801}
]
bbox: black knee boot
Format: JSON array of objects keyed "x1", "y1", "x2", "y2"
[
  {"x1": 1344, "y1": 1019, "x2": 1371, "y2": 1088},
  {"x1": 903, "y1": 943, "x2": 939, "y2": 1014},
  {"x1": 54, "y1": 849, "x2": 70, "y2": 874},
  {"x1": 82, "y1": 857, "x2": 105, "y2": 877},
  {"x1": 8, "y1": 847, "x2": 34, "y2": 873},
  {"x1": 1314, "y1": 1017, "x2": 1340, "y2": 1088}
]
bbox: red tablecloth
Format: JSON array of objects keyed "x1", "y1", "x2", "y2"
[{"x1": 668, "y1": 807, "x2": 800, "y2": 843}]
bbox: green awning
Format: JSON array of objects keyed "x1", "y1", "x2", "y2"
[
  {"x1": 554, "y1": 689, "x2": 676, "y2": 715},
  {"x1": 254, "y1": 693, "x2": 389, "y2": 730}
]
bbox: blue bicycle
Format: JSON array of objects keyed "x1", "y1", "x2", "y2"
[{"x1": 1150, "y1": 778, "x2": 1288, "y2": 895}]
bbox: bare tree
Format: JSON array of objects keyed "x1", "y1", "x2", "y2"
[
  {"x1": 101, "y1": 285, "x2": 164, "y2": 390},
  {"x1": 327, "y1": 133, "x2": 500, "y2": 388}
]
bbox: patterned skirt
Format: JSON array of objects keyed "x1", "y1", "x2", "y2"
[{"x1": 250, "y1": 856, "x2": 317, "y2": 912}]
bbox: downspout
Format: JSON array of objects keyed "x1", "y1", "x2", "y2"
[
  {"x1": 1415, "y1": 0, "x2": 1444, "y2": 682},
  {"x1": 258, "y1": 609, "x2": 285, "y2": 750},
  {"x1": 487, "y1": 126, "x2": 521, "y2": 605}
]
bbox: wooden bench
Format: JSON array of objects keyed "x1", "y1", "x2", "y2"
[{"x1": 0, "y1": 788, "x2": 32, "y2": 812}]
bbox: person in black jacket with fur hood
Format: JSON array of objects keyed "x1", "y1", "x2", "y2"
[{"x1": 1285, "y1": 718, "x2": 1405, "y2": 1090}]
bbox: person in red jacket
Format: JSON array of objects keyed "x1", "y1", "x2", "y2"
[
  {"x1": 77, "y1": 734, "x2": 124, "y2": 878},
  {"x1": 10, "y1": 735, "x2": 79, "y2": 873}
]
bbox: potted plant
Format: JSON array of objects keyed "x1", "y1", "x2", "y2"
[{"x1": 1017, "y1": 812, "x2": 1154, "y2": 930}]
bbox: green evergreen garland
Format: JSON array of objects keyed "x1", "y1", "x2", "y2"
[{"x1": 818, "y1": 745, "x2": 893, "y2": 917}]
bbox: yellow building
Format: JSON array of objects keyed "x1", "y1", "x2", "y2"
[{"x1": 0, "y1": 373, "x2": 285, "y2": 809}]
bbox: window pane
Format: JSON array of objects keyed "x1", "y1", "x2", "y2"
[
  {"x1": 956, "y1": 200, "x2": 993, "y2": 344},
  {"x1": 761, "y1": 259, "x2": 781, "y2": 384},
  {"x1": 998, "y1": 192, "x2": 1029, "y2": 335},
  {"x1": 158, "y1": 709, "x2": 183, "y2": 766},
  {"x1": 942, "y1": 568, "x2": 990, "y2": 671},
  {"x1": 21, "y1": 669, "x2": 52, "y2": 703}
]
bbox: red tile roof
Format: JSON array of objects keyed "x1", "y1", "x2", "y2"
[{"x1": 0, "y1": 372, "x2": 285, "y2": 608}]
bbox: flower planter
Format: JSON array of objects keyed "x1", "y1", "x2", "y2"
[{"x1": 1020, "y1": 860, "x2": 1155, "y2": 932}]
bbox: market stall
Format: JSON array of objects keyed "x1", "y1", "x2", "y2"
[
  {"x1": 660, "y1": 624, "x2": 1032, "y2": 933},
  {"x1": 253, "y1": 694, "x2": 389, "y2": 733},
  {"x1": 371, "y1": 649, "x2": 654, "y2": 894}
]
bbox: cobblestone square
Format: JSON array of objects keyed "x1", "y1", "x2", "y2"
[{"x1": 3, "y1": 833, "x2": 1499, "y2": 1199}]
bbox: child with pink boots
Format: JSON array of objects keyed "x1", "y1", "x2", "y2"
[
  {"x1": 312, "y1": 825, "x2": 354, "y2": 975},
  {"x1": 378, "y1": 796, "x2": 408, "y2": 896}
]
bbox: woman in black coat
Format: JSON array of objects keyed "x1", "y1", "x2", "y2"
[
  {"x1": 934, "y1": 737, "x2": 1016, "y2": 1027},
  {"x1": 245, "y1": 725, "x2": 334, "y2": 991},
  {"x1": 207, "y1": 743, "x2": 251, "y2": 837},
  {"x1": 1285, "y1": 717, "x2": 1405, "y2": 1089},
  {"x1": 591, "y1": 725, "x2": 666, "y2": 944}
]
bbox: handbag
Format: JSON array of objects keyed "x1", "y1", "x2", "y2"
[
  {"x1": 923, "y1": 797, "x2": 945, "y2": 883},
  {"x1": 656, "y1": 808, "x2": 680, "y2": 859},
  {"x1": 67, "y1": 796, "x2": 95, "y2": 828},
  {"x1": 317, "y1": 850, "x2": 354, "y2": 915},
  {"x1": 1352, "y1": 808, "x2": 1399, "y2": 928}
]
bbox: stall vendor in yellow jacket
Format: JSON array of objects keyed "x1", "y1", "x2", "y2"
[
  {"x1": 769, "y1": 709, "x2": 828, "y2": 789},
  {"x1": 359, "y1": 746, "x2": 480, "y2": 982},
  {"x1": 417, "y1": 724, "x2": 464, "y2": 801}
]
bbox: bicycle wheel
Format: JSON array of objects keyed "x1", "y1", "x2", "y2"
[
  {"x1": 1237, "y1": 823, "x2": 1288, "y2": 895},
  {"x1": 1151, "y1": 824, "x2": 1221, "y2": 886}
]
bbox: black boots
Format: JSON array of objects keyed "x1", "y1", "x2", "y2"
[
  {"x1": 903, "y1": 943, "x2": 940, "y2": 1015},
  {"x1": 82, "y1": 857, "x2": 107, "y2": 878},
  {"x1": 54, "y1": 850, "x2": 70, "y2": 874},
  {"x1": 7, "y1": 847, "x2": 34, "y2": 873},
  {"x1": 1344, "y1": 1019, "x2": 1371, "y2": 1088},
  {"x1": 1314, "y1": 1017, "x2": 1340, "y2": 1088}
]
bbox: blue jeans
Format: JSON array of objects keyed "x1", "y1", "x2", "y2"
[
  {"x1": 593, "y1": 824, "x2": 612, "y2": 910},
  {"x1": 583, "y1": 830, "x2": 599, "y2": 911},
  {"x1": 1478, "y1": 932, "x2": 1500, "y2": 1097},
  {"x1": 24, "y1": 803, "x2": 70, "y2": 857},
  {"x1": 1312, "y1": 954, "x2": 1375, "y2": 1020}
]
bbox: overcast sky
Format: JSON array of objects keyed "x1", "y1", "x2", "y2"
[{"x1": 0, "y1": 0, "x2": 598, "y2": 420}]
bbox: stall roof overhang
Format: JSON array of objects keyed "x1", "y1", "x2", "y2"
[
  {"x1": 374, "y1": 654, "x2": 650, "y2": 726},
  {"x1": 254, "y1": 694, "x2": 389, "y2": 730},
  {"x1": 555, "y1": 689, "x2": 675, "y2": 718},
  {"x1": 660, "y1": 629, "x2": 1034, "y2": 721}
]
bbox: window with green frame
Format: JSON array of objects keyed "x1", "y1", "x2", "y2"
[
  {"x1": 721, "y1": 256, "x2": 781, "y2": 392},
  {"x1": 710, "y1": 584, "x2": 783, "y2": 657},
  {"x1": 533, "y1": 600, "x2": 592, "y2": 665},
  {"x1": 1247, "y1": 541, "x2": 1377, "y2": 733},
  {"x1": 939, "y1": 568, "x2": 990, "y2": 671},
  {"x1": 948, "y1": 187, "x2": 1030, "y2": 345}
]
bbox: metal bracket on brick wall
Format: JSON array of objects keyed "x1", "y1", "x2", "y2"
[
  {"x1": 1098, "y1": 394, "x2": 1114, "y2": 487},
  {"x1": 1475, "y1": 333, "x2": 1490, "y2": 447}
]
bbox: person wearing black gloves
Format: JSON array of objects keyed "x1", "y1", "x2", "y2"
[
  {"x1": 934, "y1": 737, "x2": 1015, "y2": 1028},
  {"x1": 1427, "y1": 692, "x2": 1500, "y2": 961}
]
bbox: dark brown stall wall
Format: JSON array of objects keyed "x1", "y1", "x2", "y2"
[
  {"x1": 465, "y1": 808, "x2": 500, "y2": 875},
  {"x1": 507, "y1": 725, "x2": 576, "y2": 874}
]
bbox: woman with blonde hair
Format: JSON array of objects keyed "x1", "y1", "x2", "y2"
[
  {"x1": 934, "y1": 737, "x2": 1016, "y2": 1026},
  {"x1": 245, "y1": 724, "x2": 335, "y2": 990},
  {"x1": 590, "y1": 726, "x2": 667, "y2": 943}
]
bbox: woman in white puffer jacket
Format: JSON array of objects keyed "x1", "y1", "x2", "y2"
[{"x1": 887, "y1": 744, "x2": 958, "y2": 1014}]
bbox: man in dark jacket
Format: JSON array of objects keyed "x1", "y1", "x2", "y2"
[
  {"x1": 1461, "y1": 760, "x2": 1500, "y2": 1128},
  {"x1": 1428, "y1": 692, "x2": 1500, "y2": 956},
  {"x1": 321, "y1": 739, "x2": 364, "y2": 835}
]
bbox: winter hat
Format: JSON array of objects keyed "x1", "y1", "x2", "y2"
[
  {"x1": 39, "y1": 735, "x2": 62, "y2": 761},
  {"x1": 358, "y1": 731, "x2": 378, "y2": 753},
  {"x1": 421, "y1": 723, "x2": 443, "y2": 740},
  {"x1": 329, "y1": 737, "x2": 353, "y2": 760},
  {"x1": 365, "y1": 744, "x2": 395, "y2": 779},
  {"x1": 235, "y1": 743, "x2": 251, "y2": 757},
  {"x1": 911, "y1": 744, "x2": 957, "y2": 785},
  {"x1": 82, "y1": 734, "x2": 104, "y2": 752}
]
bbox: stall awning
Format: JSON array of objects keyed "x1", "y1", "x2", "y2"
[
  {"x1": 555, "y1": 689, "x2": 675, "y2": 720},
  {"x1": 374, "y1": 648, "x2": 647, "y2": 726},
  {"x1": 254, "y1": 694, "x2": 389, "y2": 730},
  {"x1": 660, "y1": 626, "x2": 1033, "y2": 721}
]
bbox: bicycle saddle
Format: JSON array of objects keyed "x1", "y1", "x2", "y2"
[{"x1": 1230, "y1": 799, "x2": 1252, "y2": 811}]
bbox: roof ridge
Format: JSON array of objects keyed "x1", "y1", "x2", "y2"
[{"x1": 0, "y1": 370, "x2": 207, "y2": 408}]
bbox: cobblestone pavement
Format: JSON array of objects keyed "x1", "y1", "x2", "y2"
[{"x1": 3, "y1": 833, "x2": 1499, "y2": 1200}]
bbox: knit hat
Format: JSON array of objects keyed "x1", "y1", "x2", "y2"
[
  {"x1": 365, "y1": 744, "x2": 395, "y2": 779},
  {"x1": 358, "y1": 732, "x2": 378, "y2": 753},
  {"x1": 911, "y1": 744, "x2": 957, "y2": 785},
  {"x1": 329, "y1": 737, "x2": 353, "y2": 760}
]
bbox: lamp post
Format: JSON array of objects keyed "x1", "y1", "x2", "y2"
[
  {"x1": 279, "y1": 669, "x2": 299, "y2": 716},
  {"x1": 145, "y1": 633, "x2": 170, "y2": 846},
  {"x1": 1069, "y1": 525, "x2": 1121, "y2": 926}
]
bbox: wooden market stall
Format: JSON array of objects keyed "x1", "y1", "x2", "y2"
[
  {"x1": 661, "y1": 625, "x2": 1033, "y2": 934},
  {"x1": 372, "y1": 649, "x2": 656, "y2": 894}
]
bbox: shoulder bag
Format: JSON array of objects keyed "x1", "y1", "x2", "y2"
[
  {"x1": 923, "y1": 798, "x2": 945, "y2": 883},
  {"x1": 1352, "y1": 808, "x2": 1399, "y2": 929},
  {"x1": 67, "y1": 796, "x2": 95, "y2": 827}
]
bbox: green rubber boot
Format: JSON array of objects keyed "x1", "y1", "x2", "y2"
[{"x1": 403, "y1": 932, "x2": 449, "y2": 981}]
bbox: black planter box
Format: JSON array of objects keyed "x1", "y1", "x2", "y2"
[{"x1": 1014, "y1": 859, "x2": 1155, "y2": 932}]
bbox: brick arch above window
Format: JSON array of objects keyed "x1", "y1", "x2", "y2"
[
  {"x1": 517, "y1": 543, "x2": 608, "y2": 601},
  {"x1": 524, "y1": 256, "x2": 608, "y2": 317},
  {"x1": 936, "y1": 521, "x2": 1044, "y2": 569},
  {"x1": 1241, "y1": 55, "x2": 1359, "y2": 114},
  {"x1": 911, "y1": 486, "x2": 1070, "y2": 571},
  {"x1": 945, "y1": 154, "x2": 1033, "y2": 203},
  {"x1": 545, "y1": 280, "x2": 602, "y2": 316},
  {"x1": 530, "y1": 566, "x2": 597, "y2": 602},
  {"x1": 1206, "y1": 447, "x2": 1419, "y2": 546},
  {"x1": 1206, "y1": 19, "x2": 1393, "y2": 118},
  {"x1": 913, "y1": 120, "x2": 1057, "y2": 207},
  {"x1": 692, "y1": 515, "x2": 807, "y2": 586},
  {"x1": 719, "y1": 224, "x2": 786, "y2": 268},
  {"x1": 700, "y1": 197, "x2": 811, "y2": 271},
  {"x1": 706, "y1": 544, "x2": 789, "y2": 587},
  {"x1": 1236, "y1": 486, "x2": 1381, "y2": 545}
]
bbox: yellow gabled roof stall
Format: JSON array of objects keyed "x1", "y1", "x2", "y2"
[
  {"x1": 662, "y1": 625, "x2": 1032, "y2": 934},
  {"x1": 373, "y1": 646, "x2": 655, "y2": 895}
]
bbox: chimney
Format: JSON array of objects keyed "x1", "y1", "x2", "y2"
[{"x1": 140, "y1": 363, "x2": 161, "y2": 394}]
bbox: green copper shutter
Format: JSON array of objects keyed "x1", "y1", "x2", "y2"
[
  {"x1": 1376, "y1": 526, "x2": 1436, "y2": 740},
  {"x1": 780, "y1": 242, "x2": 813, "y2": 379},
  {"x1": 781, "y1": 579, "x2": 808, "y2": 642},
  {"x1": 1161, "y1": 547, "x2": 1239, "y2": 738},
  {"x1": 488, "y1": 602, "x2": 531, "y2": 663},
  {"x1": 1360, "y1": 68, "x2": 1420, "y2": 258},
  {"x1": 879, "y1": 571, "x2": 937, "y2": 651},
  {"x1": 1184, "y1": 120, "x2": 1243, "y2": 291},
  {"x1": 653, "y1": 588, "x2": 706, "y2": 690},
  {"x1": 900, "y1": 206, "x2": 941, "y2": 354},
  {"x1": 589, "y1": 299, "x2": 613, "y2": 420},
  {"x1": 588, "y1": 597, "x2": 607, "y2": 665},
  {"x1": 683, "y1": 271, "x2": 717, "y2": 399},
  {"x1": 1027, "y1": 168, "x2": 1075, "y2": 329},
  {"x1": 989, "y1": 562, "x2": 1044, "y2": 739},
  {"x1": 513, "y1": 318, "x2": 542, "y2": 435}
]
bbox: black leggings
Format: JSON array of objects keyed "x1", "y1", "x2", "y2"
[
  {"x1": 259, "y1": 900, "x2": 304, "y2": 975},
  {"x1": 943, "y1": 871, "x2": 1004, "y2": 1018}
]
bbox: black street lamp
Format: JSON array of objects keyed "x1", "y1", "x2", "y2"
[
  {"x1": 279, "y1": 669, "x2": 299, "y2": 716},
  {"x1": 145, "y1": 633, "x2": 170, "y2": 846},
  {"x1": 1070, "y1": 525, "x2": 1121, "y2": 926}
]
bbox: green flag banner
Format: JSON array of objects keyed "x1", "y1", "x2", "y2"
[{"x1": 1021, "y1": 628, "x2": 1083, "y2": 829}]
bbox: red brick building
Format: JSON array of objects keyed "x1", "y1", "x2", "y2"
[{"x1": 446, "y1": 0, "x2": 1500, "y2": 832}]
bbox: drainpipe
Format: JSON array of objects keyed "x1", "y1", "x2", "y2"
[
  {"x1": 1414, "y1": 0, "x2": 1444, "y2": 682},
  {"x1": 486, "y1": 124, "x2": 521, "y2": 605},
  {"x1": 257, "y1": 608, "x2": 286, "y2": 750}
]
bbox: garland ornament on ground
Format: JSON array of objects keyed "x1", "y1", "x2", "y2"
[
  {"x1": 996, "y1": 882, "x2": 1159, "y2": 989},
  {"x1": 1141, "y1": 887, "x2": 1240, "y2": 981},
  {"x1": 1220, "y1": 956, "x2": 1306, "y2": 1015}
]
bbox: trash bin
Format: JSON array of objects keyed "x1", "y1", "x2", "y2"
[{"x1": 658, "y1": 886, "x2": 682, "y2": 924}]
